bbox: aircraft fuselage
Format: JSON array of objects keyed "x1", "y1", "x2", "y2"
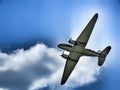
[{"x1": 58, "y1": 43, "x2": 99, "y2": 57}]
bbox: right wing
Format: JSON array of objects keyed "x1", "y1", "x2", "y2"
[
  {"x1": 61, "y1": 51, "x2": 82, "y2": 85},
  {"x1": 76, "y1": 13, "x2": 98, "y2": 48}
]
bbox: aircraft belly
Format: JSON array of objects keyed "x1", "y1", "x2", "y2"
[
  {"x1": 71, "y1": 46, "x2": 99, "y2": 57},
  {"x1": 72, "y1": 45, "x2": 84, "y2": 53},
  {"x1": 83, "y1": 49, "x2": 99, "y2": 56}
]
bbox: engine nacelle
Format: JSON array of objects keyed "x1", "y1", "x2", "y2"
[
  {"x1": 61, "y1": 52, "x2": 77, "y2": 62},
  {"x1": 68, "y1": 38, "x2": 86, "y2": 45},
  {"x1": 61, "y1": 53, "x2": 69, "y2": 59},
  {"x1": 68, "y1": 38, "x2": 76, "y2": 44}
]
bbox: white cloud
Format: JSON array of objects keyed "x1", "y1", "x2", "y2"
[
  {"x1": 0, "y1": 43, "x2": 101, "y2": 90},
  {"x1": 0, "y1": 88, "x2": 8, "y2": 90}
]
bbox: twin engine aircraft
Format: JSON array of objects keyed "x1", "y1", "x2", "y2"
[{"x1": 58, "y1": 13, "x2": 111, "y2": 85}]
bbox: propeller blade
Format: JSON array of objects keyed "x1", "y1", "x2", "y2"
[
  {"x1": 61, "y1": 51, "x2": 64, "y2": 56},
  {"x1": 68, "y1": 38, "x2": 72, "y2": 43}
]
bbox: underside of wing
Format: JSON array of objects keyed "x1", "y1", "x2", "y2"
[
  {"x1": 61, "y1": 60, "x2": 77, "y2": 85},
  {"x1": 61, "y1": 52, "x2": 81, "y2": 85},
  {"x1": 76, "y1": 13, "x2": 98, "y2": 48}
]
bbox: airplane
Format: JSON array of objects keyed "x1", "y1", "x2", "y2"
[{"x1": 57, "y1": 13, "x2": 111, "y2": 85}]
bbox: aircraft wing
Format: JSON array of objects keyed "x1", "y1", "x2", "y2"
[
  {"x1": 76, "y1": 13, "x2": 98, "y2": 48},
  {"x1": 61, "y1": 51, "x2": 82, "y2": 85}
]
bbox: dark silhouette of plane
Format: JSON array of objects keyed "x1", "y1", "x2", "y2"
[{"x1": 58, "y1": 13, "x2": 111, "y2": 85}]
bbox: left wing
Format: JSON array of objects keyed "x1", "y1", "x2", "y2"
[{"x1": 61, "y1": 52, "x2": 82, "y2": 85}]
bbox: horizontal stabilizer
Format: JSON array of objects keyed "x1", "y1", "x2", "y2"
[{"x1": 98, "y1": 46, "x2": 111, "y2": 66}]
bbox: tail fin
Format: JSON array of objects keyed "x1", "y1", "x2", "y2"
[{"x1": 98, "y1": 46, "x2": 111, "y2": 66}]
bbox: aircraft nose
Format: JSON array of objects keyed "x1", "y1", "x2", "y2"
[
  {"x1": 57, "y1": 44, "x2": 60, "y2": 48},
  {"x1": 57, "y1": 44, "x2": 62, "y2": 48}
]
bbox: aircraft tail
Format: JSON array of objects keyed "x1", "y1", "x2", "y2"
[{"x1": 98, "y1": 46, "x2": 111, "y2": 66}]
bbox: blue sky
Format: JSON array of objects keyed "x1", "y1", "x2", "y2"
[{"x1": 0, "y1": 0, "x2": 120, "y2": 90}]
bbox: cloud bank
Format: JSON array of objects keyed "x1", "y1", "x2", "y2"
[{"x1": 0, "y1": 43, "x2": 100, "y2": 90}]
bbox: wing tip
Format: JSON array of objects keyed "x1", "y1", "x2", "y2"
[
  {"x1": 94, "y1": 13, "x2": 98, "y2": 18},
  {"x1": 61, "y1": 78, "x2": 67, "y2": 85},
  {"x1": 61, "y1": 81, "x2": 65, "y2": 85},
  {"x1": 108, "y1": 46, "x2": 111, "y2": 50},
  {"x1": 61, "y1": 79, "x2": 66, "y2": 85}
]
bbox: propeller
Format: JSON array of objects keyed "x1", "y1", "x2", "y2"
[
  {"x1": 68, "y1": 38, "x2": 72, "y2": 43},
  {"x1": 61, "y1": 51, "x2": 64, "y2": 56}
]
